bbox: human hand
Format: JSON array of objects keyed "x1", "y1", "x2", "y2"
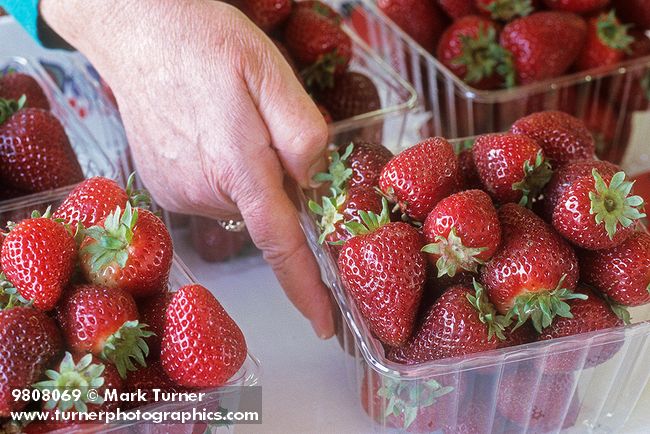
[{"x1": 40, "y1": 0, "x2": 334, "y2": 338}]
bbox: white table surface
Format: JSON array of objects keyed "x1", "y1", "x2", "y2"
[{"x1": 2, "y1": 15, "x2": 650, "y2": 433}]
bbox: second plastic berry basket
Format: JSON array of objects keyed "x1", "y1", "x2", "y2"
[
  {"x1": 0, "y1": 56, "x2": 119, "y2": 207},
  {"x1": 331, "y1": 0, "x2": 650, "y2": 166},
  {"x1": 0, "y1": 186, "x2": 261, "y2": 434},
  {"x1": 294, "y1": 139, "x2": 650, "y2": 433}
]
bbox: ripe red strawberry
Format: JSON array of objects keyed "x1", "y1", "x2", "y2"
[
  {"x1": 126, "y1": 360, "x2": 188, "y2": 409},
  {"x1": 511, "y1": 111, "x2": 595, "y2": 168},
  {"x1": 379, "y1": 137, "x2": 459, "y2": 221},
  {"x1": 1, "y1": 214, "x2": 76, "y2": 310},
  {"x1": 309, "y1": 187, "x2": 382, "y2": 252},
  {"x1": 53, "y1": 176, "x2": 133, "y2": 228},
  {"x1": 436, "y1": 15, "x2": 514, "y2": 90},
  {"x1": 575, "y1": 11, "x2": 633, "y2": 71},
  {"x1": 0, "y1": 98, "x2": 83, "y2": 192},
  {"x1": 34, "y1": 352, "x2": 124, "y2": 413},
  {"x1": 388, "y1": 282, "x2": 509, "y2": 362},
  {"x1": 472, "y1": 133, "x2": 552, "y2": 206},
  {"x1": 240, "y1": 0, "x2": 292, "y2": 32},
  {"x1": 161, "y1": 284, "x2": 247, "y2": 387},
  {"x1": 284, "y1": 1, "x2": 351, "y2": 86},
  {"x1": 481, "y1": 204, "x2": 581, "y2": 332},
  {"x1": 457, "y1": 146, "x2": 482, "y2": 190},
  {"x1": 0, "y1": 72, "x2": 50, "y2": 110},
  {"x1": 138, "y1": 291, "x2": 174, "y2": 358},
  {"x1": 422, "y1": 189, "x2": 501, "y2": 277},
  {"x1": 543, "y1": 0, "x2": 609, "y2": 13},
  {"x1": 500, "y1": 12, "x2": 587, "y2": 85},
  {"x1": 56, "y1": 284, "x2": 153, "y2": 378},
  {"x1": 338, "y1": 203, "x2": 426, "y2": 346},
  {"x1": 312, "y1": 71, "x2": 380, "y2": 121},
  {"x1": 377, "y1": 0, "x2": 448, "y2": 53},
  {"x1": 541, "y1": 159, "x2": 619, "y2": 221},
  {"x1": 580, "y1": 231, "x2": 650, "y2": 306},
  {"x1": 538, "y1": 287, "x2": 624, "y2": 372},
  {"x1": 475, "y1": 0, "x2": 534, "y2": 21},
  {"x1": 0, "y1": 307, "x2": 62, "y2": 416},
  {"x1": 347, "y1": 142, "x2": 393, "y2": 189},
  {"x1": 80, "y1": 203, "x2": 173, "y2": 298},
  {"x1": 438, "y1": 0, "x2": 479, "y2": 19},
  {"x1": 614, "y1": 0, "x2": 650, "y2": 30},
  {"x1": 552, "y1": 169, "x2": 645, "y2": 250},
  {"x1": 497, "y1": 371, "x2": 577, "y2": 431},
  {"x1": 190, "y1": 216, "x2": 250, "y2": 262}
]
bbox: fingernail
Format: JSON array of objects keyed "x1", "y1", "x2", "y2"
[{"x1": 312, "y1": 313, "x2": 335, "y2": 340}]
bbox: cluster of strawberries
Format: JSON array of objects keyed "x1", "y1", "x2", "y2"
[
  {"x1": 236, "y1": 0, "x2": 380, "y2": 122},
  {"x1": 0, "y1": 72, "x2": 84, "y2": 200},
  {"x1": 378, "y1": 0, "x2": 650, "y2": 89},
  {"x1": 0, "y1": 176, "x2": 247, "y2": 432},
  {"x1": 310, "y1": 109, "x2": 648, "y2": 366}
]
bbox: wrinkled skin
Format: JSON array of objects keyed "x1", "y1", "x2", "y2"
[{"x1": 41, "y1": 0, "x2": 333, "y2": 337}]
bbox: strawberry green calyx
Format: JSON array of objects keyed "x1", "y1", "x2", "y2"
[
  {"x1": 589, "y1": 170, "x2": 646, "y2": 240},
  {"x1": 485, "y1": 0, "x2": 533, "y2": 21},
  {"x1": 125, "y1": 172, "x2": 152, "y2": 209},
  {"x1": 452, "y1": 25, "x2": 516, "y2": 89},
  {"x1": 302, "y1": 50, "x2": 345, "y2": 89},
  {"x1": 312, "y1": 143, "x2": 354, "y2": 193},
  {"x1": 33, "y1": 352, "x2": 105, "y2": 412},
  {"x1": 377, "y1": 378, "x2": 454, "y2": 429},
  {"x1": 101, "y1": 320, "x2": 153, "y2": 379},
  {"x1": 422, "y1": 227, "x2": 487, "y2": 277},
  {"x1": 308, "y1": 191, "x2": 346, "y2": 244},
  {"x1": 467, "y1": 280, "x2": 510, "y2": 341},
  {"x1": 82, "y1": 203, "x2": 138, "y2": 272},
  {"x1": 597, "y1": 11, "x2": 633, "y2": 52},
  {"x1": 0, "y1": 95, "x2": 25, "y2": 125},
  {"x1": 512, "y1": 150, "x2": 553, "y2": 208},
  {"x1": 609, "y1": 302, "x2": 631, "y2": 325},
  {"x1": 345, "y1": 198, "x2": 390, "y2": 236},
  {"x1": 0, "y1": 272, "x2": 30, "y2": 309},
  {"x1": 508, "y1": 276, "x2": 588, "y2": 333}
]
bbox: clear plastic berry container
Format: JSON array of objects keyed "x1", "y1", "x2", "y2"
[
  {"x1": 0, "y1": 56, "x2": 119, "y2": 207},
  {"x1": 331, "y1": 0, "x2": 650, "y2": 165},
  {"x1": 294, "y1": 134, "x2": 650, "y2": 432},
  {"x1": 0, "y1": 186, "x2": 261, "y2": 434}
]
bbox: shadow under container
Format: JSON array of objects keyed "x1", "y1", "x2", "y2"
[
  {"x1": 0, "y1": 186, "x2": 261, "y2": 434},
  {"x1": 334, "y1": 0, "x2": 650, "y2": 165}
]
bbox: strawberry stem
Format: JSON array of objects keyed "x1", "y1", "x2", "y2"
[
  {"x1": 597, "y1": 11, "x2": 633, "y2": 52},
  {"x1": 508, "y1": 276, "x2": 588, "y2": 333},
  {"x1": 422, "y1": 227, "x2": 487, "y2": 277},
  {"x1": 100, "y1": 320, "x2": 154, "y2": 379},
  {"x1": 512, "y1": 150, "x2": 553, "y2": 208},
  {"x1": 0, "y1": 95, "x2": 25, "y2": 124},
  {"x1": 125, "y1": 172, "x2": 152, "y2": 209},
  {"x1": 484, "y1": 0, "x2": 533, "y2": 21},
  {"x1": 377, "y1": 378, "x2": 454, "y2": 429},
  {"x1": 466, "y1": 280, "x2": 510, "y2": 341},
  {"x1": 33, "y1": 352, "x2": 106, "y2": 413},
  {"x1": 302, "y1": 50, "x2": 345, "y2": 89},
  {"x1": 308, "y1": 190, "x2": 346, "y2": 244},
  {"x1": 312, "y1": 143, "x2": 354, "y2": 194},
  {"x1": 589, "y1": 170, "x2": 646, "y2": 240},
  {"x1": 345, "y1": 198, "x2": 390, "y2": 236},
  {"x1": 82, "y1": 203, "x2": 138, "y2": 272}
]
